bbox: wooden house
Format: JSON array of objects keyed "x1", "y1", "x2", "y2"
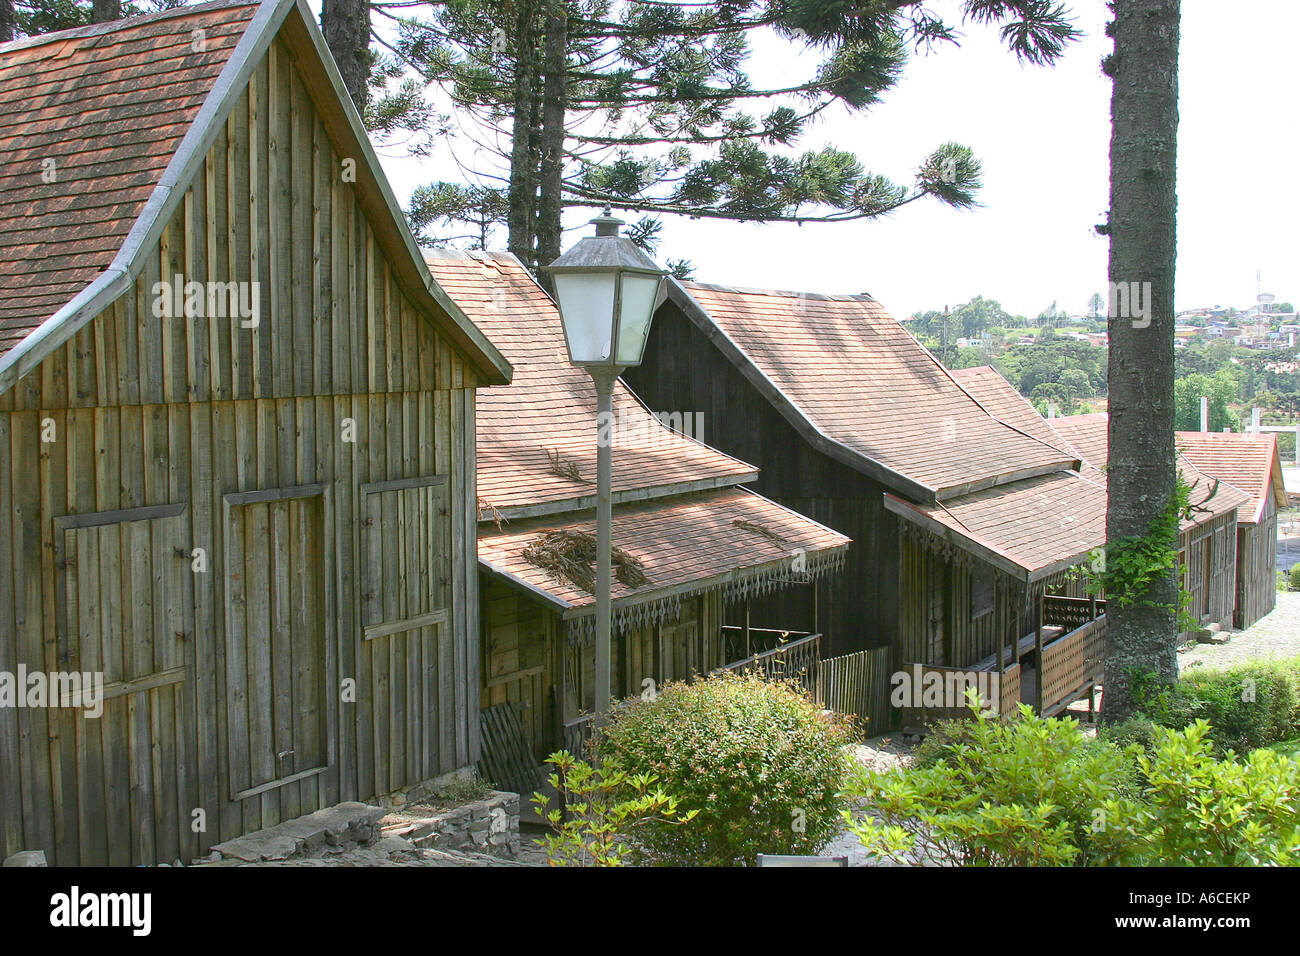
[
  {"x1": 424, "y1": 253, "x2": 851, "y2": 770},
  {"x1": 624, "y1": 284, "x2": 1126, "y2": 723},
  {"x1": 1045, "y1": 411, "x2": 1252, "y2": 637},
  {"x1": 0, "y1": 0, "x2": 511, "y2": 866},
  {"x1": 1176, "y1": 432, "x2": 1287, "y2": 629}
]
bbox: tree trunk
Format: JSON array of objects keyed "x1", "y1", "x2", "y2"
[
  {"x1": 507, "y1": 1, "x2": 541, "y2": 270},
  {"x1": 535, "y1": 1, "x2": 569, "y2": 284},
  {"x1": 321, "y1": 0, "x2": 371, "y2": 109},
  {"x1": 0, "y1": 0, "x2": 14, "y2": 43},
  {"x1": 91, "y1": 0, "x2": 121, "y2": 23},
  {"x1": 1100, "y1": 0, "x2": 1181, "y2": 722}
]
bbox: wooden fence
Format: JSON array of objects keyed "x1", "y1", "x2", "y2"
[{"x1": 819, "y1": 645, "x2": 894, "y2": 735}]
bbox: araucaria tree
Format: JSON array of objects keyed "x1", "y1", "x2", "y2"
[
  {"x1": 367, "y1": 1, "x2": 1081, "y2": 273},
  {"x1": 1099, "y1": 0, "x2": 1181, "y2": 721}
]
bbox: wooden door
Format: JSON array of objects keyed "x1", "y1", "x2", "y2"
[
  {"x1": 358, "y1": 475, "x2": 450, "y2": 792},
  {"x1": 53, "y1": 503, "x2": 194, "y2": 866},
  {"x1": 224, "y1": 488, "x2": 330, "y2": 828}
]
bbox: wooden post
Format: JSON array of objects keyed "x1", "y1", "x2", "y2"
[
  {"x1": 996, "y1": 579, "x2": 1007, "y2": 718},
  {"x1": 744, "y1": 598, "x2": 751, "y2": 659},
  {"x1": 1033, "y1": 589, "x2": 1044, "y2": 714}
]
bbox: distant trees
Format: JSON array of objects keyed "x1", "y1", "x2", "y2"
[{"x1": 1173, "y1": 370, "x2": 1238, "y2": 432}]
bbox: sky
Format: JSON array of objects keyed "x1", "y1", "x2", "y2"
[{"x1": 355, "y1": 0, "x2": 1300, "y2": 321}]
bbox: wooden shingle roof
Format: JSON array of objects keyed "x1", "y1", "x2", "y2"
[
  {"x1": 668, "y1": 281, "x2": 1076, "y2": 502},
  {"x1": 1047, "y1": 412, "x2": 1109, "y2": 471},
  {"x1": 426, "y1": 251, "x2": 757, "y2": 517},
  {"x1": 885, "y1": 470, "x2": 1107, "y2": 582},
  {"x1": 478, "y1": 487, "x2": 849, "y2": 619},
  {"x1": 1047, "y1": 412, "x2": 1253, "y2": 530},
  {"x1": 0, "y1": 0, "x2": 257, "y2": 357},
  {"x1": 0, "y1": 0, "x2": 511, "y2": 392},
  {"x1": 949, "y1": 365, "x2": 1080, "y2": 457},
  {"x1": 1176, "y1": 431, "x2": 1287, "y2": 526}
]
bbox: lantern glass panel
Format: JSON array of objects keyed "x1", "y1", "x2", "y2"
[
  {"x1": 615, "y1": 272, "x2": 663, "y2": 365},
  {"x1": 553, "y1": 271, "x2": 617, "y2": 363}
]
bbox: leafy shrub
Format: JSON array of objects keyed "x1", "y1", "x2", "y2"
[
  {"x1": 845, "y1": 703, "x2": 1141, "y2": 866},
  {"x1": 1291, "y1": 565, "x2": 1300, "y2": 592},
  {"x1": 531, "y1": 751, "x2": 695, "y2": 867},
  {"x1": 1112, "y1": 721, "x2": 1300, "y2": 866},
  {"x1": 596, "y1": 671, "x2": 855, "y2": 866},
  {"x1": 911, "y1": 716, "x2": 984, "y2": 769},
  {"x1": 1138, "y1": 660, "x2": 1300, "y2": 754},
  {"x1": 1098, "y1": 716, "x2": 1161, "y2": 758},
  {"x1": 851, "y1": 710, "x2": 1300, "y2": 866}
]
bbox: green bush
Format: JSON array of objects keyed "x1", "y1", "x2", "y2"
[
  {"x1": 1139, "y1": 660, "x2": 1300, "y2": 754},
  {"x1": 849, "y1": 709, "x2": 1300, "y2": 866},
  {"x1": 596, "y1": 671, "x2": 855, "y2": 866},
  {"x1": 1291, "y1": 565, "x2": 1300, "y2": 592},
  {"x1": 1098, "y1": 716, "x2": 1161, "y2": 758},
  {"x1": 846, "y1": 704, "x2": 1141, "y2": 866},
  {"x1": 1115, "y1": 721, "x2": 1300, "y2": 866},
  {"x1": 531, "y1": 751, "x2": 696, "y2": 867}
]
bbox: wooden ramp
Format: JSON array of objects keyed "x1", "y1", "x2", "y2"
[{"x1": 477, "y1": 704, "x2": 543, "y2": 799}]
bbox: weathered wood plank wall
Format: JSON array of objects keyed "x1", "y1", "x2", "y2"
[{"x1": 0, "y1": 38, "x2": 483, "y2": 865}]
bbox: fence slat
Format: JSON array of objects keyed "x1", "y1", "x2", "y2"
[{"x1": 820, "y1": 646, "x2": 893, "y2": 736}]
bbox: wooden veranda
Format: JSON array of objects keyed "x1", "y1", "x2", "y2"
[{"x1": 900, "y1": 595, "x2": 1107, "y2": 727}]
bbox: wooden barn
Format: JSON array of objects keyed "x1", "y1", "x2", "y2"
[
  {"x1": 1046, "y1": 411, "x2": 1252, "y2": 638},
  {"x1": 424, "y1": 253, "x2": 851, "y2": 775},
  {"x1": 624, "y1": 284, "x2": 1126, "y2": 724},
  {"x1": 0, "y1": 0, "x2": 511, "y2": 866},
  {"x1": 1176, "y1": 431, "x2": 1287, "y2": 629}
]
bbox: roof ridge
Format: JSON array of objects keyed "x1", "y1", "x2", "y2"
[
  {"x1": 686, "y1": 279, "x2": 876, "y2": 303},
  {"x1": 0, "y1": 0, "x2": 257, "y2": 57}
]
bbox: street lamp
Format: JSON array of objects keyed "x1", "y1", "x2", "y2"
[{"x1": 548, "y1": 209, "x2": 668, "y2": 717}]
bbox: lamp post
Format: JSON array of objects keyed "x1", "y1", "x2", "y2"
[{"x1": 548, "y1": 210, "x2": 667, "y2": 717}]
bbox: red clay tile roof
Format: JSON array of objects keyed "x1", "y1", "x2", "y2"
[
  {"x1": 425, "y1": 252, "x2": 757, "y2": 515},
  {"x1": 1176, "y1": 430, "x2": 1287, "y2": 525},
  {"x1": 673, "y1": 282, "x2": 1075, "y2": 501},
  {"x1": 1047, "y1": 412, "x2": 1253, "y2": 530},
  {"x1": 949, "y1": 365, "x2": 1080, "y2": 458},
  {"x1": 0, "y1": 1, "x2": 258, "y2": 358},
  {"x1": 478, "y1": 486, "x2": 849, "y2": 616},
  {"x1": 885, "y1": 470, "x2": 1109, "y2": 582}
]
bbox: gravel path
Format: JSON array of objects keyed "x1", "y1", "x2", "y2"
[{"x1": 1179, "y1": 590, "x2": 1300, "y2": 671}]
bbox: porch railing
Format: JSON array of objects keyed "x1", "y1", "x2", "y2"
[
  {"x1": 1042, "y1": 594, "x2": 1106, "y2": 631},
  {"x1": 714, "y1": 632, "x2": 821, "y2": 698},
  {"x1": 1039, "y1": 613, "x2": 1107, "y2": 717}
]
